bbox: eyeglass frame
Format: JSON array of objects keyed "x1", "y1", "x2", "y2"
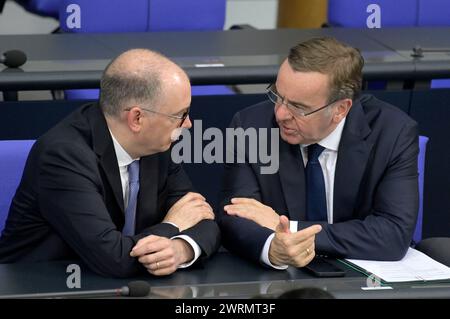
[
  {"x1": 266, "y1": 84, "x2": 339, "y2": 118},
  {"x1": 124, "y1": 106, "x2": 190, "y2": 128}
]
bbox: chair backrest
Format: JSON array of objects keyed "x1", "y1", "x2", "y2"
[
  {"x1": 16, "y1": 0, "x2": 60, "y2": 19},
  {"x1": 414, "y1": 135, "x2": 429, "y2": 244},
  {"x1": 0, "y1": 140, "x2": 35, "y2": 234},
  {"x1": 418, "y1": 0, "x2": 450, "y2": 26},
  {"x1": 328, "y1": 0, "x2": 419, "y2": 27},
  {"x1": 59, "y1": 0, "x2": 230, "y2": 99},
  {"x1": 59, "y1": 0, "x2": 225, "y2": 33},
  {"x1": 328, "y1": 1, "x2": 450, "y2": 89},
  {"x1": 148, "y1": 0, "x2": 226, "y2": 31}
]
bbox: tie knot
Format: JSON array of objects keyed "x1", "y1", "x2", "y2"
[
  {"x1": 307, "y1": 144, "x2": 325, "y2": 162},
  {"x1": 128, "y1": 160, "x2": 140, "y2": 183}
]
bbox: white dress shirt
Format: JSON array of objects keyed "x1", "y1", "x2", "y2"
[
  {"x1": 260, "y1": 118, "x2": 346, "y2": 269},
  {"x1": 109, "y1": 131, "x2": 201, "y2": 268}
]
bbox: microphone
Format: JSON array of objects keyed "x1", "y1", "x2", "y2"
[
  {"x1": 0, "y1": 280, "x2": 150, "y2": 299},
  {"x1": 412, "y1": 45, "x2": 450, "y2": 58},
  {"x1": 0, "y1": 50, "x2": 27, "y2": 68}
]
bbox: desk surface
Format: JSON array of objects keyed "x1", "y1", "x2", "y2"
[
  {"x1": 1, "y1": 27, "x2": 449, "y2": 90},
  {"x1": 1, "y1": 252, "x2": 450, "y2": 299}
]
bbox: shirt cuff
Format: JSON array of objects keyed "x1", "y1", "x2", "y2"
[
  {"x1": 289, "y1": 220, "x2": 298, "y2": 232},
  {"x1": 163, "y1": 221, "x2": 179, "y2": 230},
  {"x1": 260, "y1": 233, "x2": 288, "y2": 270},
  {"x1": 171, "y1": 235, "x2": 201, "y2": 268}
]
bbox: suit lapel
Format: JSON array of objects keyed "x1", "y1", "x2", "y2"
[
  {"x1": 278, "y1": 136, "x2": 307, "y2": 221},
  {"x1": 135, "y1": 154, "x2": 159, "y2": 233},
  {"x1": 333, "y1": 99, "x2": 373, "y2": 222},
  {"x1": 89, "y1": 104, "x2": 125, "y2": 217}
]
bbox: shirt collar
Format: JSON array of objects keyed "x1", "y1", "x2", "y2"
[
  {"x1": 109, "y1": 129, "x2": 136, "y2": 168},
  {"x1": 301, "y1": 117, "x2": 346, "y2": 152}
]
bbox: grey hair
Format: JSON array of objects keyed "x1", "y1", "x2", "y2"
[{"x1": 99, "y1": 61, "x2": 162, "y2": 117}]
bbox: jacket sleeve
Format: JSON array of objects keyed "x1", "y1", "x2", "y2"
[
  {"x1": 38, "y1": 142, "x2": 177, "y2": 278},
  {"x1": 164, "y1": 155, "x2": 221, "y2": 260},
  {"x1": 217, "y1": 113, "x2": 274, "y2": 263}
]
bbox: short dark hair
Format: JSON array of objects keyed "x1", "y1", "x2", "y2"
[
  {"x1": 99, "y1": 59, "x2": 162, "y2": 117},
  {"x1": 288, "y1": 37, "x2": 364, "y2": 102}
]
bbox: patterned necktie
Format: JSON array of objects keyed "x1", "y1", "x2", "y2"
[
  {"x1": 305, "y1": 144, "x2": 327, "y2": 221},
  {"x1": 123, "y1": 160, "x2": 140, "y2": 236}
]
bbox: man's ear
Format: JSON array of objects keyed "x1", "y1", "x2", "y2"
[
  {"x1": 126, "y1": 106, "x2": 143, "y2": 133},
  {"x1": 333, "y1": 98, "x2": 352, "y2": 123}
]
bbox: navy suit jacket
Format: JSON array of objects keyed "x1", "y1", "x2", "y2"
[
  {"x1": 0, "y1": 103, "x2": 220, "y2": 277},
  {"x1": 219, "y1": 95, "x2": 419, "y2": 263}
]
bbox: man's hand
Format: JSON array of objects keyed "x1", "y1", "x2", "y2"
[
  {"x1": 224, "y1": 198, "x2": 279, "y2": 230},
  {"x1": 269, "y1": 215, "x2": 322, "y2": 268},
  {"x1": 164, "y1": 192, "x2": 214, "y2": 231},
  {"x1": 130, "y1": 235, "x2": 194, "y2": 276}
]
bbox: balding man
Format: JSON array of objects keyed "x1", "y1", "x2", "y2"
[{"x1": 0, "y1": 49, "x2": 220, "y2": 277}]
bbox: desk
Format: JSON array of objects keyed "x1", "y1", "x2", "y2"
[
  {"x1": 1, "y1": 252, "x2": 450, "y2": 299},
  {"x1": 3, "y1": 27, "x2": 450, "y2": 90}
]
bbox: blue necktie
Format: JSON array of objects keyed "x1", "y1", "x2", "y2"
[
  {"x1": 306, "y1": 144, "x2": 327, "y2": 221},
  {"x1": 123, "y1": 160, "x2": 140, "y2": 236}
]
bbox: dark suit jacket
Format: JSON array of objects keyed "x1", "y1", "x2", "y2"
[
  {"x1": 0, "y1": 103, "x2": 220, "y2": 277},
  {"x1": 219, "y1": 95, "x2": 419, "y2": 263}
]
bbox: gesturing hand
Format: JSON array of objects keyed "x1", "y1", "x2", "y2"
[{"x1": 269, "y1": 215, "x2": 322, "y2": 268}]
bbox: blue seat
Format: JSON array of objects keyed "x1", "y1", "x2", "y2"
[
  {"x1": 328, "y1": 0, "x2": 450, "y2": 89},
  {"x1": 0, "y1": 140, "x2": 35, "y2": 234},
  {"x1": 328, "y1": 0, "x2": 418, "y2": 27},
  {"x1": 418, "y1": 0, "x2": 450, "y2": 26},
  {"x1": 417, "y1": 0, "x2": 450, "y2": 89},
  {"x1": 15, "y1": 0, "x2": 60, "y2": 19},
  {"x1": 414, "y1": 135, "x2": 429, "y2": 244},
  {"x1": 59, "y1": 0, "x2": 232, "y2": 99}
]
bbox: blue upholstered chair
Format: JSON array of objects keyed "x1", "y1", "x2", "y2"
[
  {"x1": 15, "y1": 0, "x2": 60, "y2": 18},
  {"x1": 414, "y1": 135, "x2": 429, "y2": 244},
  {"x1": 328, "y1": 0, "x2": 450, "y2": 89},
  {"x1": 0, "y1": 140, "x2": 35, "y2": 234},
  {"x1": 59, "y1": 0, "x2": 231, "y2": 98},
  {"x1": 418, "y1": 0, "x2": 450, "y2": 26},
  {"x1": 328, "y1": 0, "x2": 418, "y2": 27}
]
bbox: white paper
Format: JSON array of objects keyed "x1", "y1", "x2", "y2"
[{"x1": 345, "y1": 248, "x2": 450, "y2": 283}]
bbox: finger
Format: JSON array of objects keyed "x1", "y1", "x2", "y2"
[
  {"x1": 173, "y1": 192, "x2": 205, "y2": 208},
  {"x1": 138, "y1": 247, "x2": 175, "y2": 265},
  {"x1": 192, "y1": 199, "x2": 213, "y2": 212},
  {"x1": 131, "y1": 236, "x2": 170, "y2": 257},
  {"x1": 130, "y1": 235, "x2": 160, "y2": 256},
  {"x1": 148, "y1": 264, "x2": 177, "y2": 276},
  {"x1": 290, "y1": 224, "x2": 322, "y2": 243},
  {"x1": 276, "y1": 215, "x2": 291, "y2": 234},
  {"x1": 231, "y1": 198, "x2": 262, "y2": 206},
  {"x1": 291, "y1": 236, "x2": 315, "y2": 256},
  {"x1": 188, "y1": 204, "x2": 214, "y2": 219},
  {"x1": 224, "y1": 204, "x2": 254, "y2": 219}
]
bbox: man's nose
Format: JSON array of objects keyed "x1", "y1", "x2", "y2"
[
  {"x1": 275, "y1": 102, "x2": 293, "y2": 121},
  {"x1": 182, "y1": 115, "x2": 192, "y2": 129}
]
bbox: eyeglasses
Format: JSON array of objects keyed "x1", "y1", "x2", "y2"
[
  {"x1": 125, "y1": 107, "x2": 190, "y2": 127},
  {"x1": 266, "y1": 84, "x2": 337, "y2": 118}
]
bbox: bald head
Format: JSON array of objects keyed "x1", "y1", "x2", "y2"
[{"x1": 99, "y1": 49, "x2": 189, "y2": 117}]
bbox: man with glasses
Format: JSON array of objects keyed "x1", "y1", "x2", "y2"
[
  {"x1": 219, "y1": 37, "x2": 419, "y2": 268},
  {"x1": 0, "y1": 49, "x2": 220, "y2": 277}
]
